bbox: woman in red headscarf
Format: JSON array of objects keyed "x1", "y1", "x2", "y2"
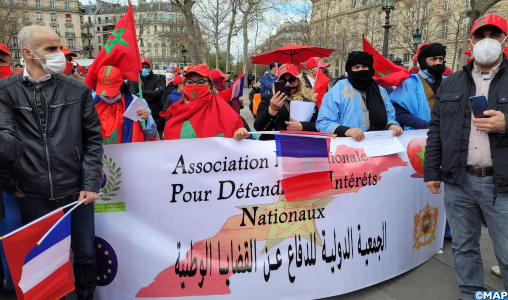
[{"x1": 160, "y1": 64, "x2": 250, "y2": 140}]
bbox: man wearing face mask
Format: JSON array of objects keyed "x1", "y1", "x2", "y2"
[
  {"x1": 0, "y1": 44, "x2": 13, "y2": 79},
  {"x1": 390, "y1": 43, "x2": 447, "y2": 130},
  {"x1": 160, "y1": 66, "x2": 177, "y2": 114},
  {"x1": 0, "y1": 25, "x2": 103, "y2": 299},
  {"x1": 317, "y1": 51, "x2": 403, "y2": 141},
  {"x1": 424, "y1": 14, "x2": 508, "y2": 299},
  {"x1": 134, "y1": 58, "x2": 165, "y2": 138}
]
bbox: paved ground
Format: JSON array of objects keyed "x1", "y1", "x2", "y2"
[{"x1": 1, "y1": 89, "x2": 504, "y2": 299}]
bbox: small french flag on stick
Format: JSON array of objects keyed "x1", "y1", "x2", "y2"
[
  {"x1": 1, "y1": 203, "x2": 78, "y2": 300},
  {"x1": 275, "y1": 131, "x2": 333, "y2": 202}
]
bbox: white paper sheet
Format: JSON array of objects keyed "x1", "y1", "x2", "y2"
[
  {"x1": 123, "y1": 97, "x2": 146, "y2": 122},
  {"x1": 290, "y1": 101, "x2": 314, "y2": 122},
  {"x1": 360, "y1": 131, "x2": 406, "y2": 157}
]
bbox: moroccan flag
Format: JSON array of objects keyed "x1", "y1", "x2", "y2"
[
  {"x1": 362, "y1": 35, "x2": 409, "y2": 87},
  {"x1": 84, "y1": 0, "x2": 141, "y2": 91},
  {"x1": 275, "y1": 131, "x2": 333, "y2": 202},
  {"x1": 313, "y1": 59, "x2": 329, "y2": 109}
]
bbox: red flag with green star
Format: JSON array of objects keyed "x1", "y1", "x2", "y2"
[
  {"x1": 362, "y1": 35, "x2": 409, "y2": 87},
  {"x1": 84, "y1": 0, "x2": 141, "y2": 91}
]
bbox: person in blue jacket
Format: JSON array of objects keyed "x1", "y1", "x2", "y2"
[
  {"x1": 260, "y1": 62, "x2": 278, "y2": 97},
  {"x1": 316, "y1": 51, "x2": 403, "y2": 141},
  {"x1": 390, "y1": 43, "x2": 447, "y2": 130}
]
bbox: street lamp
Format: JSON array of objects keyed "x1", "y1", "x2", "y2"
[
  {"x1": 381, "y1": 0, "x2": 395, "y2": 58},
  {"x1": 413, "y1": 0, "x2": 422, "y2": 66},
  {"x1": 181, "y1": 46, "x2": 187, "y2": 65}
]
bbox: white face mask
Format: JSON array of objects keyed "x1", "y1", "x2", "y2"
[
  {"x1": 30, "y1": 49, "x2": 66, "y2": 75},
  {"x1": 470, "y1": 37, "x2": 507, "y2": 65},
  {"x1": 165, "y1": 73, "x2": 174, "y2": 80},
  {"x1": 99, "y1": 93, "x2": 122, "y2": 104}
]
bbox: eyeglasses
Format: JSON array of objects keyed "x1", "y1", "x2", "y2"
[
  {"x1": 280, "y1": 76, "x2": 298, "y2": 84},
  {"x1": 184, "y1": 79, "x2": 209, "y2": 86},
  {"x1": 142, "y1": 66, "x2": 150, "y2": 69}
]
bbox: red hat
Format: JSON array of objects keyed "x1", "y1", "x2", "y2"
[
  {"x1": 412, "y1": 42, "x2": 431, "y2": 61},
  {"x1": 278, "y1": 63, "x2": 299, "y2": 78},
  {"x1": 62, "y1": 46, "x2": 77, "y2": 57},
  {"x1": 172, "y1": 75, "x2": 183, "y2": 85},
  {"x1": 471, "y1": 14, "x2": 508, "y2": 37},
  {"x1": 304, "y1": 57, "x2": 329, "y2": 69},
  {"x1": 96, "y1": 65, "x2": 123, "y2": 97},
  {"x1": 174, "y1": 67, "x2": 182, "y2": 75},
  {"x1": 210, "y1": 69, "x2": 229, "y2": 80},
  {"x1": 0, "y1": 44, "x2": 10, "y2": 56},
  {"x1": 141, "y1": 58, "x2": 151, "y2": 67},
  {"x1": 185, "y1": 64, "x2": 210, "y2": 77},
  {"x1": 463, "y1": 50, "x2": 472, "y2": 55}
]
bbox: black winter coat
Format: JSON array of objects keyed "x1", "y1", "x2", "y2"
[{"x1": 130, "y1": 72, "x2": 165, "y2": 128}]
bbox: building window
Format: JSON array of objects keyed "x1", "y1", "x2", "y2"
[
  {"x1": 403, "y1": 53, "x2": 410, "y2": 63},
  {"x1": 177, "y1": 14, "x2": 183, "y2": 22},
  {"x1": 24, "y1": 12, "x2": 29, "y2": 19},
  {"x1": 389, "y1": 54, "x2": 395, "y2": 61},
  {"x1": 36, "y1": 0, "x2": 41, "y2": 8},
  {"x1": 66, "y1": 14, "x2": 71, "y2": 22},
  {"x1": 462, "y1": 17, "x2": 470, "y2": 36},
  {"x1": 441, "y1": 20, "x2": 448, "y2": 38},
  {"x1": 424, "y1": 2, "x2": 431, "y2": 16},
  {"x1": 465, "y1": 0, "x2": 471, "y2": 7},
  {"x1": 444, "y1": 0, "x2": 450, "y2": 11},
  {"x1": 50, "y1": 1, "x2": 55, "y2": 8},
  {"x1": 65, "y1": 2, "x2": 70, "y2": 9},
  {"x1": 160, "y1": 13, "x2": 164, "y2": 22},
  {"x1": 51, "y1": 26, "x2": 58, "y2": 33},
  {"x1": 8, "y1": 0, "x2": 13, "y2": 6},
  {"x1": 22, "y1": 0, "x2": 27, "y2": 7},
  {"x1": 13, "y1": 37, "x2": 18, "y2": 47},
  {"x1": 14, "y1": 51, "x2": 20, "y2": 59},
  {"x1": 51, "y1": 13, "x2": 56, "y2": 21},
  {"x1": 407, "y1": 6, "x2": 414, "y2": 18},
  {"x1": 140, "y1": 38, "x2": 144, "y2": 47},
  {"x1": 98, "y1": 17, "x2": 101, "y2": 24},
  {"x1": 68, "y1": 39, "x2": 74, "y2": 49},
  {"x1": 168, "y1": 14, "x2": 173, "y2": 22},
  {"x1": 36, "y1": 12, "x2": 42, "y2": 20},
  {"x1": 392, "y1": 9, "x2": 397, "y2": 21},
  {"x1": 10, "y1": 12, "x2": 14, "y2": 18},
  {"x1": 422, "y1": 23, "x2": 429, "y2": 40}
]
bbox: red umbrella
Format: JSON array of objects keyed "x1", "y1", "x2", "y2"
[{"x1": 251, "y1": 44, "x2": 335, "y2": 68}]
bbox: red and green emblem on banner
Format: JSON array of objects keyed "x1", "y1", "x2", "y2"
[{"x1": 407, "y1": 138, "x2": 427, "y2": 176}]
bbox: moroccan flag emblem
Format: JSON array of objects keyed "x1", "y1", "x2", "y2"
[{"x1": 407, "y1": 138, "x2": 427, "y2": 176}]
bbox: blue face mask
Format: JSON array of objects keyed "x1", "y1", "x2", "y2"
[{"x1": 141, "y1": 69, "x2": 149, "y2": 77}]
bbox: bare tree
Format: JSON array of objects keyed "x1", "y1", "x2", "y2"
[
  {"x1": 446, "y1": 0, "x2": 471, "y2": 71},
  {"x1": 0, "y1": 0, "x2": 26, "y2": 47},
  {"x1": 170, "y1": 0, "x2": 199, "y2": 64}
]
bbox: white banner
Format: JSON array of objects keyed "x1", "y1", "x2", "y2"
[{"x1": 93, "y1": 130, "x2": 445, "y2": 300}]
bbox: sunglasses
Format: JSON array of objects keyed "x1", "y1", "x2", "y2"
[{"x1": 280, "y1": 76, "x2": 298, "y2": 84}]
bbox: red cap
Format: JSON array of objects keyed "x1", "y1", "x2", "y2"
[
  {"x1": 471, "y1": 14, "x2": 508, "y2": 37},
  {"x1": 61, "y1": 46, "x2": 77, "y2": 57},
  {"x1": 172, "y1": 75, "x2": 183, "y2": 85},
  {"x1": 185, "y1": 64, "x2": 210, "y2": 77},
  {"x1": 304, "y1": 57, "x2": 329, "y2": 69},
  {"x1": 96, "y1": 65, "x2": 123, "y2": 97},
  {"x1": 210, "y1": 69, "x2": 229, "y2": 80},
  {"x1": 463, "y1": 50, "x2": 472, "y2": 55},
  {"x1": 278, "y1": 63, "x2": 299, "y2": 78},
  {"x1": 174, "y1": 67, "x2": 182, "y2": 75},
  {"x1": 412, "y1": 42, "x2": 431, "y2": 61},
  {"x1": 0, "y1": 44, "x2": 10, "y2": 56},
  {"x1": 141, "y1": 58, "x2": 151, "y2": 67}
]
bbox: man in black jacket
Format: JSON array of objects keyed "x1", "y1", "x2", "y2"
[
  {"x1": 135, "y1": 58, "x2": 165, "y2": 138},
  {"x1": 0, "y1": 99, "x2": 22, "y2": 222},
  {"x1": 424, "y1": 14, "x2": 508, "y2": 299},
  {"x1": 0, "y1": 25, "x2": 103, "y2": 300}
]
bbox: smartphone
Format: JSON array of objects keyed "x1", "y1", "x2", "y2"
[
  {"x1": 273, "y1": 80, "x2": 286, "y2": 96},
  {"x1": 469, "y1": 96, "x2": 489, "y2": 118}
]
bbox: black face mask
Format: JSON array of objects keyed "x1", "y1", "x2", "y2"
[
  {"x1": 285, "y1": 86, "x2": 297, "y2": 98},
  {"x1": 426, "y1": 64, "x2": 446, "y2": 77},
  {"x1": 347, "y1": 69, "x2": 375, "y2": 91}
]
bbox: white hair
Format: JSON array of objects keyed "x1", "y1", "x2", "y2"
[{"x1": 18, "y1": 25, "x2": 52, "y2": 57}]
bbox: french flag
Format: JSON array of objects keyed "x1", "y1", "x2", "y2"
[
  {"x1": 2, "y1": 208, "x2": 75, "y2": 300},
  {"x1": 218, "y1": 70, "x2": 244, "y2": 102},
  {"x1": 275, "y1": 131, "x2": 333, "y2": 202}
]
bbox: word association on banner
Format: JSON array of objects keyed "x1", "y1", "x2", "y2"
[
  {"x1": 169, "y1": 150, "x2": 380, "y2": 203},
  {"x1": 174, "y1": 222, "x2": 387, "y2": 288}
]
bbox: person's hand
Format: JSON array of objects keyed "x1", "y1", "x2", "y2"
[
  {"x1": 389, "y1": 124, "x2": 404, "y2": 136},
  {"x1": 233, "y1": 128, "x2": 250, "y2": 140},
  {"x1": 345, "y1": 128, "x2": 365, "y2": 141},
  {"x1": 425, "y1": 181, "x2": 442, "y2": 194},
  {"x1": 137, "y1": 108, "x2": 150, "y2": 120},
  {"x1": 285, "y1": 117, "x2": 303, "y2": 131},
  {"x1": 14, "y1": 191, "x2": 25, "y2": 198},
  {"x1": 473, "y1": 110, "x2": 506, "y2": 133},
  {"x1": 269, "y1": 91, "x2": 287, "y2": 115},
  {"x1": 79, "y1": 191, "x2": 99, "y2": 205}
]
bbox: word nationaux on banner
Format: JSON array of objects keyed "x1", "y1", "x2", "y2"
[{"x1": 93, "y1": 130, "x2": 444, "y2": 300}]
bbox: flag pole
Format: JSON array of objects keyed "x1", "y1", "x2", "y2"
[
  {"x1": 0, "y1": 201, "x2": 79, "y2": 240},
  {"x1": 36, "y1": 200, "x2": 85, "y2": 246},
  {"x1": 138, "y1": 72, "x2": 146, "y2": 130}
]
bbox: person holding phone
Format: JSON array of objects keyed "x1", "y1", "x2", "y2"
[
  {"x1": 254, "y1": 63, "x2": 318, "y2": 140},
  {"x1": 424, "y1": 14, "x2": 508, "y2": 299},
  {"x1": 316, "y1": 51, "x2": 403, "y2": 141}
]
